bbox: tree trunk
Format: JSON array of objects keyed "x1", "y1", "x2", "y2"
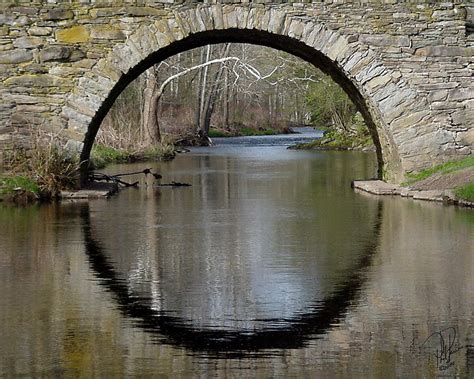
[
  {"x1": 147, "y1": 55, "x2": 244, "y2": 145},
  {"x1": 200, "y1": 44, "x2": 230, "y2": 138},
  {"x1": 223, "y1": 65, "x2": 230, "y2": 129},
  {"x1": 197, "y1": 45, "x2": 212, "y2": 133},
  {"x1": 195, "y1": 48, "x2": 205, "y2": 129},
  {"x1": 142, "y1": 70, "x2": 161, "y2": 144}
]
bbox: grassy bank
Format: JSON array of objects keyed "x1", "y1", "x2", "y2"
[
  {"x1": 1, "y1": 134, "x2": 177, "y2": 205},
  {"x1": 90, "y1": 145, "x2": 132, "y2": 169},
  {"x1": 454, "y1": 182, "x2": 474, "y2": 203},
  {"x1": 1, "y1": 132, "x2": 79, "y2": 204},
  {"x1": 403, "y1": 156, "x2": 474, "y2": 203},
  {"x1": 404, "y1": 156, "x2": 474, "y2": 183},
  {"x1": 289, "y1": 127, "x2": 374, "y2": 151},
  {"x1": 0, "y1": 176, "x2": 41, "y2": 203},
  {"x1": 90, "y1": 141, "x2": 177, "y2": 169},
  {"x1": 207, "y1": 125, "x2": 292, "y2": 138}
]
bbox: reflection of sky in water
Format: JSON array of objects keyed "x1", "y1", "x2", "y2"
[
  {"x1": 249, "y1": 265, "x2": 317, "y2": 320},
  {"x1": 127, "y1": 203, "x2": 327, "y2": 331},
  {"x1": 118, "y1": 140, "x2": 378, "y2": 331},
  {"x1": 1, "y1": 135, "x2": 473, "y2": 376}
]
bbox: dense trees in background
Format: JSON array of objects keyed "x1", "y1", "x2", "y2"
[
  {"x1": 306, "y1": 77, "x2": 357, "y2": 135},
  {"x1": 98, "y1": 43, "x2": 370, "y2": 150}
]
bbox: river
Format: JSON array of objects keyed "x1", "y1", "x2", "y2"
[{"x1": 0, "y1": 131, "x2": 473, "y2": 377}]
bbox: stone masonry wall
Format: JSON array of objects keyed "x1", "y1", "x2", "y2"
[{"x1": 0, "y1": 1, "x2": 472, "y2": 182}]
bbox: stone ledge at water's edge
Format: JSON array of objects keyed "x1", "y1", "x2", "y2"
[
  {"x1": 352, "y1": 180, "x2": 473, "y2": 208},
  {"x1": 59, "y1": 182, "x2": 118, "y2": 200}
]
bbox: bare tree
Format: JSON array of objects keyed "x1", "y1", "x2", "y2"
[
  {"x1": 99, "y1": 43, "x2": 364, "y2": 152},
  {"x1": 198, "y1": 44, "x2": 231, "y2": 139},
  {"x1": 144, "y1": 46, "x2": 289, "y2": 143}
]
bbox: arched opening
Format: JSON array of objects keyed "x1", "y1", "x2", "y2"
[{"x1": 79, "y1": 29, "x2": 392, "y2": 185}]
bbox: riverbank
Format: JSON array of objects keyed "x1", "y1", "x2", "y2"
[
  {"x1": 353, "y1": 156, "x2": 474, "y2": 207},
  {"x1": 90, "y1": 140, "x2": 178, "y2": 169},
  {"x1": 290, "y1": 127, "x2": 473, "y2": 207},
  {"x1": 0, "y1": 142, "x2": 176, "y2": 205},
  {"x1": 173, "y1": 126, "x2": 296, "y2": 146},
  {"x1": 208, "y1": 125, "x2": 294, "y2": 138},
  {"x1": 287, "y1": 127, "x2": 375, "y2": 152},
  {"x1": 0, "y1": 176, "x2": 41, "y2": 204},
  {"x1": 2, "y1": 135, "x2": 472, "y2": 208}
]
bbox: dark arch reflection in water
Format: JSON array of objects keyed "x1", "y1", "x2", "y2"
[
  {"x1": 1, "y1": 146, "x2": 473, "y2": 376},
  {"x1": 81, "y1": 203, "x2": 382, "y2": 357},
  {"x1": 80, "y1": 147, "x2": 384, "y2": 358}
]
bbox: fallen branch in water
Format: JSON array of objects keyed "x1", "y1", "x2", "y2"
[
  {"x1": 88, "y1": 169, "x2": 191, "y2": 188},
  {"x1": 88, "y1": 167, "x2": 161, "y2": 187},
  {"x1": 89, "y1": 172, "x2": 139, "y2": 187},
  {"x1": 155, "y1": 181, "x2": 191, "y2": 187},
  {"x1": 111, "y1": 168, "x2": 162, "y2": 180}
]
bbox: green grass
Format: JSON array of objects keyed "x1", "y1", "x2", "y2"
[
  {"x1": 454, "y1": 182, "x2": 474, "y2": 203},
  {"x1": 208, "y1": 127, "x2": 279, "y2": 138},
  {"x1": 289, "y1": 139, "x2": 324, "y2": 150},
  {"x1": 0, "y1": 176, "x2": 40, "y2": 196},
  {"x1": 143, "y1": 143, "x2": 176, "y2": 162},
  {"x1": 91, "y1": 142, "x2": 178, "y2": 169},
  {"x1": 290, "y1": 128, "x2": 373, "y2": 151},
  {"x1": 208, "y1": 128, "x2": 233, "y2": 138},
  {"x1": 90, "y1": 144, "x2": 133, "y2": 169},
  {"x1": 405, "y1": 156, "x2": 474, "y2": 183},
  {"x1": 239, "y1": 127, "x2": 277, "y2": 136}
]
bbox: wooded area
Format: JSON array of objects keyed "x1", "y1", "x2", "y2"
[{"x1": 98, "y1": 43, "x2": 368, "y2": 150}]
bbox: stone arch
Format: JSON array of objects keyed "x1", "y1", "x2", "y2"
[{"x1": 68, "y1": 5, "x2": 420, "y2": 184}]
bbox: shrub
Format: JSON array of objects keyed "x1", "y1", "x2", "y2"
[
  {"x1": 2, "y1": 129, "x2": 80, "y2": 197},
  {"x1": 145, "y1": 135, "x2": 177, "y2": 161},
  {"x1": 27, "y1": 133, "x2": 79, "y2": 196}
]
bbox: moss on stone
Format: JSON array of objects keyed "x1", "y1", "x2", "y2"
[{"x1": 56, "y1": 25, "x2": 89, "y2": 43}]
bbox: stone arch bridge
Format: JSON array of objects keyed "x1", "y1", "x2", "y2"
[{"x1": 0, "y1": 1, "x2": 473, "y2": 184}]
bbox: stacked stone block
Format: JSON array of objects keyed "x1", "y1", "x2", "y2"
[{"x1": 0, "y1": 0, "x2": 472, "y2": 182}]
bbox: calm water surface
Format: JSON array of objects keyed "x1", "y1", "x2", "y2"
[{"x1": 0, "y1": 133, "x2": 473, "y2": 377}]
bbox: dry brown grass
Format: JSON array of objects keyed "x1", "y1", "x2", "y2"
[
  {"x1": 96, "y1": 115, "x2": 145, "y2": 152},
  {"x1": 3, "y1": 129, "x2": 79, "y2": 196}
]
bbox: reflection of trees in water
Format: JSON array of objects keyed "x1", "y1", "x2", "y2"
[
  {"x1": 80, "y1": 200, "x2": 383, "y2": 358},
  {"x1": 90, "y1": 151, "x2": 378, "y2": 328}
]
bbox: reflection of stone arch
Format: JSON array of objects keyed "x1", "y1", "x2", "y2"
[
  {"x1": 69, "y1": 6, "x2": 434, "y2": 183},
  {"x1": 80, "y1": 202, "x2": 383, "y2": 357}
]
